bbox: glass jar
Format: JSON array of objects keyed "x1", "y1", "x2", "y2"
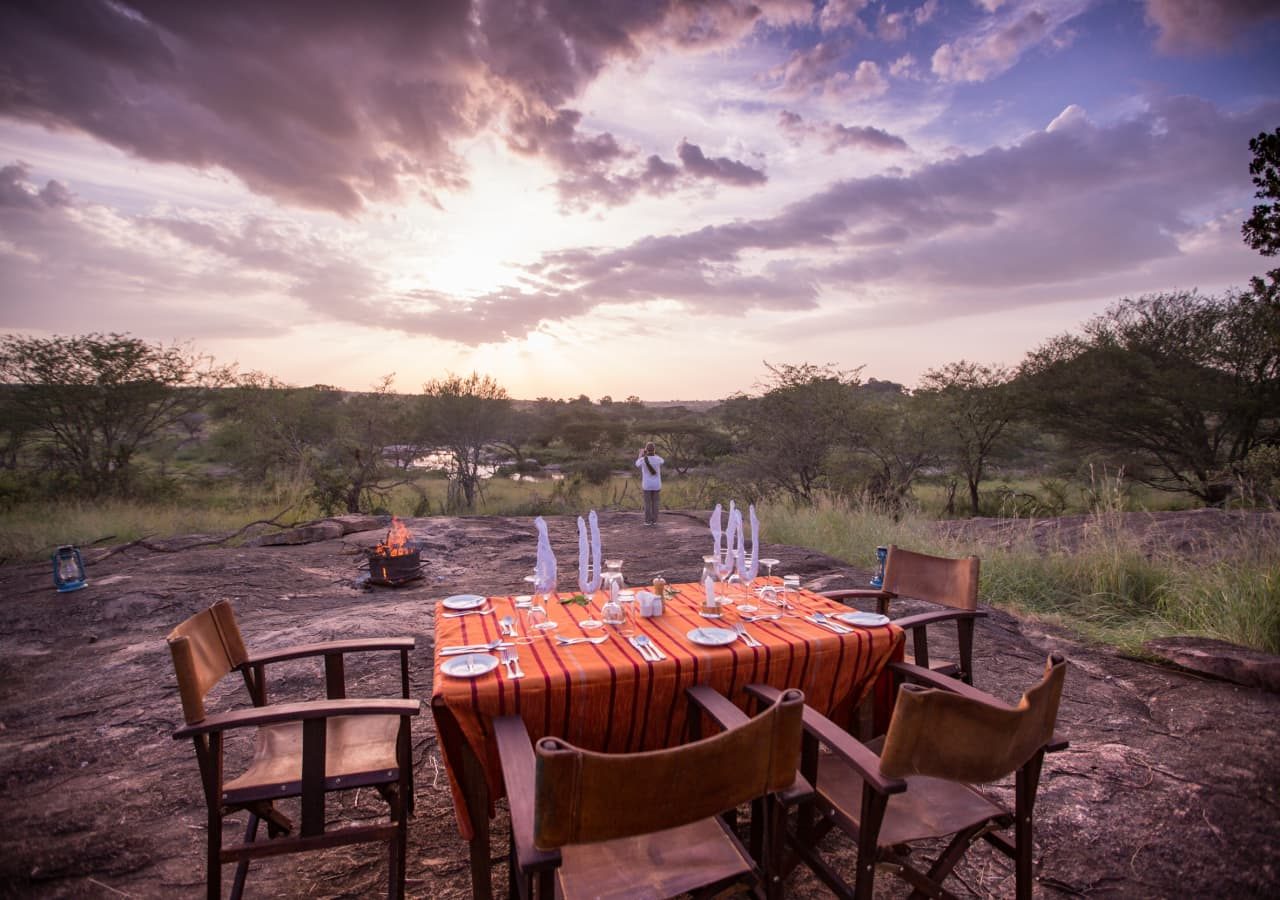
[{"x1": 601, "y1": 559, "x2": 625, "y2": 597}]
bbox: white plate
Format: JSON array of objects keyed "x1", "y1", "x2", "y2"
[
  {"x1": 687, "y1": 627, "x2": 738, "y2": 647},
  {"x1": 443, "y1": 594, "x2": 487, "y2": 610},
  {"x1": 834, "y1": 611, "x2": 891, "y2": 627},
  {"x1": 440, "y1": 653, "x2": 499, "y2": 678}
]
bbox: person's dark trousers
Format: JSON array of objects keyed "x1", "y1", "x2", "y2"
[{"x1": 643, "y1": 490, "x2": 660, "y2": 524}]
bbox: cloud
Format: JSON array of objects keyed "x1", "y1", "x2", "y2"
[
  {"x1": 676, "y1": 141, "x2": 766, "y2": 186},
  {"x1": 0, "y1": 1, "x2": 800, "y2": 216},
  {"x1": 931, "y1": 1, "x2": 1088, "y2": 83},
  {"x1": 1144, "y1": 0, "x2": 1280, "y2": 54},
  {"x1": 779, "y1": 112, "x2": 910, "y2": 154},
  {"x1": 818, "y1": 0, "x2": 871, "y2": 33},
  {"x1": 464, "y1": 95, "x2": 1278, "y2": 337}
]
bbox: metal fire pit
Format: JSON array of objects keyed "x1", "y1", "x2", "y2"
[{"x1": 366, "y1": 548, "x2": 423, "y2": 587}]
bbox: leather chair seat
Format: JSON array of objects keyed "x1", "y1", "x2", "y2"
[
  {"x1": 558, "y1": 818, "x2": 753, "y2": 900},
  {"x1": 224, "y1": 714, "x2": 401, "y2": 802}
]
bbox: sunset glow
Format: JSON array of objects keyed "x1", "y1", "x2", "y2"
[{"x1": 2, "y1": 1, "x2": 1277, "y2": 399}]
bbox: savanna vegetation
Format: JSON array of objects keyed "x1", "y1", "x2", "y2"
[{"x1": 2, "y1": 129, "x2": 1278, "y2": 655}]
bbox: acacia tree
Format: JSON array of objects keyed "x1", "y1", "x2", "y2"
[
  {"x1": 421, "y1": 372, "x2": 510, "y2": 510},
  {"x1": 720, "y1": 363, "x2": 861, "y2": 503},
  {"x1": 1021, "y1": 291, "x2": 1279, "y2": 505},
  {"x1": 917, "y1": 361, "x2": 1019, "y2": 515},
  {"x1": 0, "y1": 333, "x2": 233, "y2": 496}
]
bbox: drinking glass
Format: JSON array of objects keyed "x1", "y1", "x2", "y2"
[
  {"x1": 714, "y1": 551, "x2": 735, "y2": 604},
  {"x1": 526, "y1": 605, "x2": 556, "y2": 635},
  {"x1": 757, "y1": 557, "x2": 780, "y2": 585}
]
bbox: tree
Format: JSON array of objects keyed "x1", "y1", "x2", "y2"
[
  {"x1": 721, "y1": 363, "x2": 861, "y2": 503},
  {"x1": 421, "y1": 372, "x2": 510, "y2": 510},
  {"x1": 0, "y1": 333, "x2": 233, "y2": 496},
  {"x1": 214, "y1": 375, "x2": 424, "y2": 514},
  {"x1": 648, "y1": 419, "x2": 731, "y2": 475},
  {"x1": 843, "y1": 390, "x2": 942, "y2": 511},
  {"x1": 1243, "y1": 127, "x2": 1280, "y2": 260},
  {"x1": 917, "y1": 361, "x2": 1020, "y2": 515},
  {"x1": 1021, "y1": 291, "x2": 1279, "y2": 505}
]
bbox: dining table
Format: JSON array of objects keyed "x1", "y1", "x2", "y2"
[{"x1": 429, "y1": 579, "x2": 905, "y2": 899}]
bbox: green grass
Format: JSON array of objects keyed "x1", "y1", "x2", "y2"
[{"x1": 764, "y1": 493, "x2": 1280, "y2": 655}]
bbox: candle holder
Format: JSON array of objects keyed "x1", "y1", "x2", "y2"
[
  {"x1": 52, "y1": 545, "x2": 88, "y2": 593},
  {"x1": 870, "y1": 545, "x2": 887, "y2": 589}
]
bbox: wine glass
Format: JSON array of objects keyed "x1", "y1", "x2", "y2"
[
  {"x1": 757, "y1": 557, "x2": 780, "y2": 585},
  {"x1": 714, "y1": 550, "x2": 735, "y2": 604},
  {"x1": 526, "y1": 605, "x2": 556, "y2": 636},
  {"x1": 577, "y1": 563, "x2": 603, "y2": 629}
]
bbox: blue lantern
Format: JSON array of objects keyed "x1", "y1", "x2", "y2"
[
  {"x1": 869, "y1": 545, "x2": 887, "y2": 589},
  {"x1": 52, "y1": 545, "x2": 88, "y2": 592}
]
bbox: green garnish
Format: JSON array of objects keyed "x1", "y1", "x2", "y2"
[{"x1": 560, "y1": 593, "x2": 591, "y2": 606}]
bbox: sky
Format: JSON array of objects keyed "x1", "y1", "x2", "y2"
[{"x1": 1, "y1": 1, "x2": 1278, "y2": 401}]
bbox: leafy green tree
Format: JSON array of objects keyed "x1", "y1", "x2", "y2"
[
  {"x1": 1021, "y1": 291, "x2": 1279, "y2": 505},
  {"x1": 843, "y1": 390, "x2": 942, "y2": 511},
  {"x1": 0, "y1": 333, "x2": 233, "y2": 496},
  {"x1": 215, "y1": 375, "x2": 423, "y2": 514},
  {"x1": 721, "y1": 363, "x2": 861, "y2": 503},
  {"x1": 648, "y1": 418, "x2": 730, "y2": 475},
  {"x1": 1243, "y1": 127, "x2": 1280, "y2": 260},
  {"x1": 917, "y1": 361, "x2": 1020, "y2": 515},
  {"x1": 421, "y1": 372, "x2": 510, "y2": 510}
]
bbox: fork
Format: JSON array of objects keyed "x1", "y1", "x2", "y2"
[
  {"x1": 809, "y1": 612, "x2": 853, "y2": 634},
  {"x1": 443, "y1": 607, "x2": 494, "y2": 618},
  {"x1": 732, "y1": 622, "x2": 762, "y2": 648},
  {"x1": 499, "y1": 648, "x2": 525, "y2": 679}
]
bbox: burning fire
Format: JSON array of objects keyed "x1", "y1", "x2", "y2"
[{"x1": 374, "y1": 517, "x2": 414, "y2": 557}]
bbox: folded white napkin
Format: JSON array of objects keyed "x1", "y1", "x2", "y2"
[
  {"x1": 577, "y1": 511, "x2": 601, "y2": 594},
  {"x1": 534, "y1": 516, "x2": 557, "y2": 594},
  {"x1": 740, "y1": 504, "x2": 760, "y2": 581},
  {"x1": 709, "y1": 503, "x2": 723, "y2": 557}
]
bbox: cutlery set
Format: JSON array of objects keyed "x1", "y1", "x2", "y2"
[
  {"x1": 439, "y1": 640, "x2": 513, "y2": 655},
  {"x1": 628, "y1": 634, "x2": 666, "y2": 661},
  {"x1": 498, "y1": 647, "x2": 524, "y2": 679},
  {"x1": 806, "y1": 612, "x2": 853, "y2": 634},
  {"x1": 442, "y1": 607, "x2": 494, "y2": 618},
  {"x1": 732, "y1": 622, "x2": 762, "y2": 648}
]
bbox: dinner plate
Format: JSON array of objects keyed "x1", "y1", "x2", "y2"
[
  {"x1": 440, "y1": 653, "x2": 499, "y2": 678},
  {"x1": 443, "y1": 594, "x2": 487, "y2": 610},
  {"x1": 687, "y1": 627, "x2": 738, "y2": 647},
  {"x1": 834, "y1": 611, "x2": 891, "y2": 627}
]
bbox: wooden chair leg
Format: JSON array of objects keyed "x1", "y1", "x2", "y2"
[
  {"x1": 957, "y1": 618, "x2": 976, "y2": 685},
  {"x1": 1015, "y1": 754, "x2": 1045, "y2": 900},
  {"x1": 855, "y1": 788, "x2": 889, "y2": 900},
  {"x1": 229, "y1": 813, "x2": 260, "y2": 900}
]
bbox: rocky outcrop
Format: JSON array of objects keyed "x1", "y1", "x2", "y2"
[{"x1": 1144, "y1": 636, "x2": 1280, "y2": 692}]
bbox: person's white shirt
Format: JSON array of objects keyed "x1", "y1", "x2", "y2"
[{"x1": 636, "y1": 453, "x2": 663, "y2": 490}]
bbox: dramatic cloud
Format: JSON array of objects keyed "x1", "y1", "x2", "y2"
[
  {"x1": 1144, "y1": 0, "x2": 1280, "y2": 53},
  {"x1": 676, "y1": 141, "x2": 767, "y2": 186},
  {"x1": 779, "y1": 112, "x2": 910, "y2": 154},
  {"x1": 0, "y1": 0, "x2": 798, "y2": 216},
  {"x1": 468, "y1": 96, "x2": 1278, "y2": 338},
  {"x1": 931, "y1": 0, "x2": 1089, "y2": 83}
]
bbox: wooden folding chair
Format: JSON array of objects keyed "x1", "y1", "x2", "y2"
[
  {"x1": 748, "y1": 654, "x2": 1067, "y2": 900},
  {"x1": 167, "y1": 601, "x2": 419, "y2": 899},
  {"x1": 494, "y1": 687, "x2": 805, "y2": 900},
  {"x1": 825, "y1": 544, "x2": 986, "y2": 683}
]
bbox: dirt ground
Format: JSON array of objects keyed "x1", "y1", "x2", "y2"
[{"x1": 1, "y1": 509, "x2": 1277, "y2": 898}]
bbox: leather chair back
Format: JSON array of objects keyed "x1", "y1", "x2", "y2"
[
  {"x1": 167, "y1": 600, "x2": 249, "y2": 724},
  {"x1": 533, "y1": 688, "x2": 803, "y2": 849},
  {"x1": 879, "y1": 654, "x2": 1065, "y2": 784},
  {"x1": 884, "y1": 545, "x2": 980, "y2": 612}
]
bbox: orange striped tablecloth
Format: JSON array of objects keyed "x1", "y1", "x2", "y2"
[{"x1": 430, "y1": 581, "x2": 903, "y2": 839}]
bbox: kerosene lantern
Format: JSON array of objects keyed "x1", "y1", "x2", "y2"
[{"x1": 52, "y1": 545, "x2": 88, "y2": 592}]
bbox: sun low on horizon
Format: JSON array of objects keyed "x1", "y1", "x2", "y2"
[{"x1": 1, "y1": 0, "x2": 1277, "y2": 401}]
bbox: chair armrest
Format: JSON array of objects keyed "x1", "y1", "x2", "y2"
[
  {"x1": 821, "y1": 589, "x2": 895, "y2": 603},
  {"x1": 173, "y1": 697, "x2": 420, "y2": 738},
  {"x1": 493, "y1": 716, "x2": 561, "y2": 872},
  {"x1": 745, "y1": 684, "x2": 905, "y2": 797},
  {"x1": 686, "y1": 684, "x2": 751, "y2": 731},
  {"x1": 888, "y1": 661, "x2": 1014, "y2": 709},
  {"x1": 1047, "y1": 734, "x2": 1069, "y2": 753},
  {"x1": 891, "y1": 608, "x2": 986, "y2": 630},
  {"x1": 244, "y1": 636, "x2": 416, "y2": 666}
]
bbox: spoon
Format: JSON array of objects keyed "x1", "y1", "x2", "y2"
[
  {"x1": 442, "y1": 607, "x2": 494, "y2": 618},
  {"x1": 500, "y1": 615, "x2": 516, "y2": 637},
  {"x1": 632, "y1": 635, "x2": 665, "y2": 660}
]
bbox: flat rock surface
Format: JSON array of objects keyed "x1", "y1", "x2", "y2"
[{"x1": 0, "y1": 509, "x2": 1276, "y2": 898}]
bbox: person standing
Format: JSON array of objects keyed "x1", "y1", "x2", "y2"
[{"x1": 636, "y1": 442, "x2": 664, "y2": 525}]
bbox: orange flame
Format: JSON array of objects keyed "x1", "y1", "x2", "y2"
[{"x1": 374, "y1": 517, "x2": 414, "y2": 557}]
